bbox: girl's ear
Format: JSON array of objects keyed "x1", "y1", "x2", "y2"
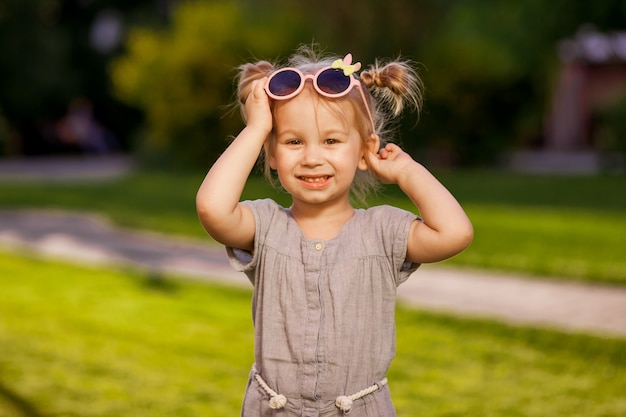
[{"x1": 358, "y1": 134, "x2": 380, "y2": 170}]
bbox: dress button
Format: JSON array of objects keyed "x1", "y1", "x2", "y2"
[{"x1": 314, "y1": 242, "x2": 324, "y2": 251}]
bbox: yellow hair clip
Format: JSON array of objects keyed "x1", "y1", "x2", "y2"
[{"x1": 331, "y1": 53, "x2": 362, "y2": 76}]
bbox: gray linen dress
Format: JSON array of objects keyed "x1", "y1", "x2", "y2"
[{"x1": 227, "y1": 199, "x2": 419, "y2": 417}]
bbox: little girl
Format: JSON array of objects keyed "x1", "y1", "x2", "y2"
[{"x1": 196, "y1": 46, "x2": 473, "y2": 417}]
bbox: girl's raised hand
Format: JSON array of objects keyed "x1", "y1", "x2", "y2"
[
  {"x1": 365, "y1": 143, "x2": 417, "y2": 185},
  {"x1": 366, "y1": 141, "x2": 474, "y2": 263},
  {"x1": 244, "y1": 78, "x2": 273, "y2": 134}
]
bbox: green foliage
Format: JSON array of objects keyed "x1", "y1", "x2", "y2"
[
  {"x1": 109, "y1": 1, "x2": 303, "y2": 167},
  {"x1": 2, "y1": 0, "x2": 626, "y2": 164},
  {"x1": 1, "y1": 252, "x2": 625, "y2": 416},
  {"x1": 415, "y1": 0, "x2": 626, "y2": 164},
  {"x1": 0, "y1": 0, "x2": 156, "y2": 155},
  {"x1": 593, "y1": 97, "x2": 626, "y2": 154},
  {"x1": 0, "y1": 0, "x2": 79, "y2": 126},
  {"x1": 293, "y1": 0, "x2": 626, "y2": 164},
  {"x1": 0, "y1": 109, "x2": 11, "y2": 156},
  {"x1": 411, "y1": 2, "x2": 549, "y2": 163}
]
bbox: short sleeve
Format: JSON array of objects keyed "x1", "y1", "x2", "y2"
[
  {"x1": 369, "y1": 205, "x2": 420, "y2": 286},
  {"x1": 394, "y1": 217, "x2": 420, "y2": 286},
  {"x1": 225, "y1": 199, "x2": 282, "y2": 284}
]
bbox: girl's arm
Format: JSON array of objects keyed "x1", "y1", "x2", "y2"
[
  {"x1": 196, "y1": 79, "x2": 272, "y2": 251},
  {"x1": 365, "y1": 142, "x2": 473, "y2": 263}
]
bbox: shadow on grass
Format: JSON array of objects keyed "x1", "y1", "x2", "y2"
[
  {"x1": 0, "y1": 381, "x2": 44, "y2": 417},
  {"x1": 141, "y1": 271, "x2": 179, "y2": 294}
]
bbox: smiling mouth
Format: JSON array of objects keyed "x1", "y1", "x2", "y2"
[{"x1": 299, "y1": 176, "x2": 330, "y2": 183}]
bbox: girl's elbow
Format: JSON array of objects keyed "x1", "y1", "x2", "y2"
[
  {"x1": 196, "y1": 189, "x2": 222, "y2": 221},
  {"x1": 429, "y1": 226, "x2": 472, "y2": 263},
  {"x1": 196, "y1": 194, "x2": 221, "y2": 233},
  {"x1": 195, "y1": 190, "x2": 208, "y2": 213},
  {"x1": 454, "y1": 222, "x2": 474, "y2": 253}
]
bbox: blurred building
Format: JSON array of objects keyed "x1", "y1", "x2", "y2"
[
  {"x1": 547, "y1": 25, "x2": 626, "y2": 150},
  {"x1": 509, "y1": 26, "x2": 626, "y2": 173}
]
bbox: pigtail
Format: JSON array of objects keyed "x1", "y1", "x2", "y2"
[
  {"x1": 235, "y1": 61, "x2": 275, "y2": 121},
  {"x1": 360, "y1": 59, "x2": 424, "y2": 117}
]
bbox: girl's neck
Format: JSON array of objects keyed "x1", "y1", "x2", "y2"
[{"x1": 289, "y1": 201, "x2": 355, "y2": 241}]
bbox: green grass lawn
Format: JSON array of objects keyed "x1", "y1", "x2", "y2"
[
  {"x1": 1, "y1": 251, "x2": 625, "y2": 417},
  {"x1": 1, "y1": 169, "x2": 625, "y2": 284}
]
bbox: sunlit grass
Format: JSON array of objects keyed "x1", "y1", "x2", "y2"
[
  {"x1": 1, "y1": 251, "x2": 625, "y2": 417},
  {"x1": 1, "y1": 169, "x2": 625, "y2": 284},
  {"x1": 0, "y1": 252, "x2": 253, "y2": 417},
  {"x1": 447, "y1": 204, "x2": 626, "y2": 283}
]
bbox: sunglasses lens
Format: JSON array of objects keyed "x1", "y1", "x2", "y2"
[
  {"x1": 317, "y1": 69, "x2": 351, "y2": 95},
  {"x1": 268, "y1": 70, "x2": 301, "y2": 96}
]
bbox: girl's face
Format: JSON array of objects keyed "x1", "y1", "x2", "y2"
[{"x1": 268, "y1": 88, "x2": 375, "y2": 210}]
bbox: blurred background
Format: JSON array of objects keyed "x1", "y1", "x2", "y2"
[
  {"x1": 1, "y1": 0, "x2": 625, "y2": 171},
  {"x1": 1, "y1": 2, "x2": 626, "y2": 416}
]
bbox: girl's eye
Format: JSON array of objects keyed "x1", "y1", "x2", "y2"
[
  {"x1": 325, "y1": 138, "x2": 338, "y2": 145},
  {"x1": 286, "y1": 139, "x2": 302, "y2": 145}
]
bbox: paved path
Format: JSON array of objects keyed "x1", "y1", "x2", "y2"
[
  {"x1": 1, "y1": 209, "x2": 625, "y2": 338},
  {"x1": 0, "y1": 155, "x2": 133, "y2": 181}
]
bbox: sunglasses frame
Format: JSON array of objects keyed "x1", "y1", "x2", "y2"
[{"x1": 264, "y1": 66, "x2": 376, "y2": 134}]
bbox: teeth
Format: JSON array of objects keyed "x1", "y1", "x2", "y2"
[{"x1": 301, "y1": 176, "x2": 329, "y2": 183}]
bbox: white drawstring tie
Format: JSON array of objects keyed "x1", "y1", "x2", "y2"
[
  {"x1": 253, "y1": 369, "x2": 387, "y2": 414},
  {"x1": 253, "y1": 373, "x2": 287, "y2": 409},
  {"x1": 335, "y1": 378, "x2": 388, "y2": 413}
]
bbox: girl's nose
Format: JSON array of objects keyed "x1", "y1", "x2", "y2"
[{"x1": 302, "y1": 143, "x2": 324, "y2": 166}]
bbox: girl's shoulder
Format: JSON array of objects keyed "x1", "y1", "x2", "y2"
[
  {"x1": 241, "y1": 198, "x2": 292, "y2": 237},
  {"x1": 358, "y1": 204, "x2": 418, "y2": 223},
  {"x1": 242, "y1": 198, "x2": 287, "y2": 216},
  {"x1": 352, "y1": 204, "x2": 418, "y2": 239}
]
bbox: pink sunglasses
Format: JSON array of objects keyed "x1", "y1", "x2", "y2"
[{"x1": 264, "y1": 54, "x2": 376, "y2": 133}]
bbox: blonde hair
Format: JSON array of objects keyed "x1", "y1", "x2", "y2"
[{"x1": 235, "y1": 45, "x2": 424, "y2": 203}]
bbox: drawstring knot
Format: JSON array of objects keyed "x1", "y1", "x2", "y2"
[
  {"x1": 254, "y1": 373, "x2": 287, "y2": 409},
  {"x1": 335, "y1": 378, "x2": 388, "y2": 413},
  {"x1": 253, "y1": 368, "x2": 387, "y2": 414},
  {"x1": 335, "y1": 395, "x2": 354, "y2": 412}
]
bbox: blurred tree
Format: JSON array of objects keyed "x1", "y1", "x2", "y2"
[
  {"x1": 0, "y1": 0, "x2": 158, "y2": 156},
  {"x1": 55, "y1": 0, "x2": 164, "y2": 155},
  {"x1": 594, "y1": 98, "x2": 626, "y2": 155},
  {"x1": 5, "y1": 0, "x2": 623, "y2": 164},
  {"x1": 109, "y1": 1, "x2": 306, "y2": 167},
  {"x1": 416, "y1": 0, "x2": 626, "y2": 164},
  {"x1": 0, "y1": 0, "x2": 78, "y2": 155},
  {"x1": 294, "y1": 0, "x2": 626, "y2": 165}
]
